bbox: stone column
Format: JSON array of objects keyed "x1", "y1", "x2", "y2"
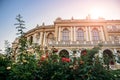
[
  {"x1": 27, "y1": 37, "x2": 30, "y2": 46},
  {"x1": 100, "y1": 26, "x2": 105, "y2": 41},
  {"x1": 71, "y1": 26, "x2": 73, "y2": 41},
  {"x1": 55, "y1": 25, "x2": 59, "y2": 41},
  {"x1": 40, "y1": 32, "x2": 43, "y2": 45},
  {"x1": 33, "y1": 33, "x2": 37, "y2": 43},
  {"x1": 58, "y1": 27, "x2": 61, "y2": 41},
  {"x1": 37, "y1": 32, "x2": 40, "y2": 45},
  {"x1": 103, "y1": 25, "x2": 109, "y2": 41},
  {"x1": 27, "y1": 37, "x2": 30, "y2": 42},
  {"x1": 85, "y1": 26, "x2": 89, "y2": 41},
  {"x1": 74, "y1": 26, "x2": 76, "y2": 41},
  {"x1": 99, "y1": 27, "x2": 102, "y2": 41},
  {"x1": 43, "y1": 32, "x2": 46, "y2": 46},
  {"x1": 88, "y1": 26, "x2": 92, "y2": 41}
]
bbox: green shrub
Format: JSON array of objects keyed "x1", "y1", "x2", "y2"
[
  {"x1": 0, "y1": 55, "x2": 12, "y2": 80},
  {"x1": 8, "y1": 54, "x2": 38, "y2": 80}
]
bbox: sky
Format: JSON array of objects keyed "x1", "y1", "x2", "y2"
[{"x1": 0, "y1": 0, "x2": 120, "y2": 52}]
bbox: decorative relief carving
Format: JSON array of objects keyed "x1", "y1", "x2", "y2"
[
  {"x1": 109, "y1": 35, "x2": 119, "y2": 41},
  {"x1": 107, "y1": 25, "x2": 120, "y2": 32}
]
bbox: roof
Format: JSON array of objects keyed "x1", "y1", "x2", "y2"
[{"x1": 25, "y1": 25, "x2": 54, "y2": 35}]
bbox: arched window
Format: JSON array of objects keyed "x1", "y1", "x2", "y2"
[
  {"x1": 62, "y1": 29, "x2": 69, "y2": 41},
  {"x1": 92, "y1": 29, "x2": 99, "y2": 41},
  {"x1": 47, "y1": 33, "x2": 54, "y2": 44},
  {"x1": 76, "y1": 29, "x2": 84, "y2": 41}
]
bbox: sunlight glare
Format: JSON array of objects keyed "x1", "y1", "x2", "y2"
[{"x1": 90, "y1": 8, "x2": 103, "y2": 19}]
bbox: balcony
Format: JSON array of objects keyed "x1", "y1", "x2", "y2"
[{"x1": 48, "y1": 40, "x2": 120, "y2": 47}]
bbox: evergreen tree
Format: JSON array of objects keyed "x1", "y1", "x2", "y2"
[
  {"x1": 14, "y1": 14, "x2": 25, "y2": 36},
  {"x1": 4, "y1": 40, "x2": 12, "y2": 59},
  {"x1": 14, "y1": 14, "x2": 27, "y2": 50},
  {"x1": 14, "y1": 14, "x2": 27, "y2": 61}
]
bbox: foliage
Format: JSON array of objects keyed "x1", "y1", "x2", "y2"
[
  {"x1": 18, "y1": 36, "x2": 28, "y2": 53},
  {"x1": 0, "y1": 40, "x2": 12, "y2": 80},
  {"x1": 0, "y1": 54, "x2": 12, "y2": 80},
  {"x1": 33, "y1": 46, "x2": 115, "y2": 80},
  {"x1": 117, "y1": 56, "x2": 120, "y2": 63},
  {"x1": 14, "y1": 14, "x2": 25, "y2": 36},
  {"x1": 8, "y1": 53, "x2": 38, "y2": 80},
  {"x1": 4, "y1": 40, "x2": 12, "y2": 59},
  {"x1": 0, "y1": 14, "x2": 118, "y2": 80},
  {"x1": 0, "y1": 45, "x2": 118, "y2": 80},
  {"x1": 111, "y1": 69, "x2": 120, "y2": 80}
]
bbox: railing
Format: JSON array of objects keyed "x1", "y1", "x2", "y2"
[{"x1": 48, "y1": 41, "x2": 120, "y2": 47}]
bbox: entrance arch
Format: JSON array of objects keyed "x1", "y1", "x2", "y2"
[
  {"x1": 103, "y1": 49, "x2": 114, "y2": 65},
  {"x1": 59, "y1": 49, "x2": 69, "y2": 58}
]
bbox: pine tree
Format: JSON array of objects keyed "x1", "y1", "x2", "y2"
[
  {"x1": 4, "y1": 40, "x2": 12, "y2": 59},
  {"x1": 14, "y1": 14, "x2": 27, "y2": 61},
  {"x1": 14, "y1": 14, "x2": 25, "y2": 36},
  {"x1": 14, "y1": 14, "x2": 27, "y2": 50}
]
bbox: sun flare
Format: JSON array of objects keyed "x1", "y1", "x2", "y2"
[{"x1": 90, "y1": 8, "x2": 103, "y2": 19}]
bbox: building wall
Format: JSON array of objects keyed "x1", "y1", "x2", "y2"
[
  {"x1": 12, "y1": 18, "x2": 120, "y2": 68},
  {"x1": 17, "y1": 18, "x2": 120, "y2": 51}
]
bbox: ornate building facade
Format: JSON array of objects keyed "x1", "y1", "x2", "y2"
[{"x1": 13, "y1": 16, "x2": 120, "y2": 69}]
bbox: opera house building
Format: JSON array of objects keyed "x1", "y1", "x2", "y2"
[{"x1": 13, "y1": 16, "x2": 120, "y2": 69}]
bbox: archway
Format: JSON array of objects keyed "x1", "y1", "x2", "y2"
[
  {"x1": 59, "y1": 49, "x2": 69, "y2": 58},
  {"x1": 103, "y1": 49, "x2": 114, "y2": 65}
]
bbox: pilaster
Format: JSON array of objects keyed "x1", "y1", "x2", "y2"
[
  {"x1": 100, "y1": 26, "x2": 105, "y2": 41},
  {"x1": 85, "y1": 26, "x2": 89, "y2": 41},
  {"x1": 103, "y1": 25, "x2": 109, "y2": 41},
  {"x1": 33, "y1": 33, "x2": 37, "y2": 43},
  {"x1": 40, "y1": 32, "x2": 43, "y2": 45},
  {"x1": 58, "y1": 27, "x2": 61, "y2": 41},
  {"x1": 55, "y1": 25, "x2": 59, "y2": 41},
  {"x1": 73, "y1": 26, "x2": 76, "y2": 41},
  {"x1": 43, "y1": 32, "x2": 46, "y2": 46},
  {"x1": 71, "y1": 26, "x2": 73, "y2": 41},
  {"x1": 88, "y1": 26, "x2": 92, "y2": 41}
]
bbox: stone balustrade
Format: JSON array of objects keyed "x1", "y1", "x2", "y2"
[{"x1": 48, "y1": 40, "x2": 120, "y2": 47}]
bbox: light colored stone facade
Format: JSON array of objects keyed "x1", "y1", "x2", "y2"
[{"x1": 13, "y1": 16, "x2": 120, "y2": 69}]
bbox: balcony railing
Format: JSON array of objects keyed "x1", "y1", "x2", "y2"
[{"x1": 48, "y1": 41, "x2": 120, "y2": 47}]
